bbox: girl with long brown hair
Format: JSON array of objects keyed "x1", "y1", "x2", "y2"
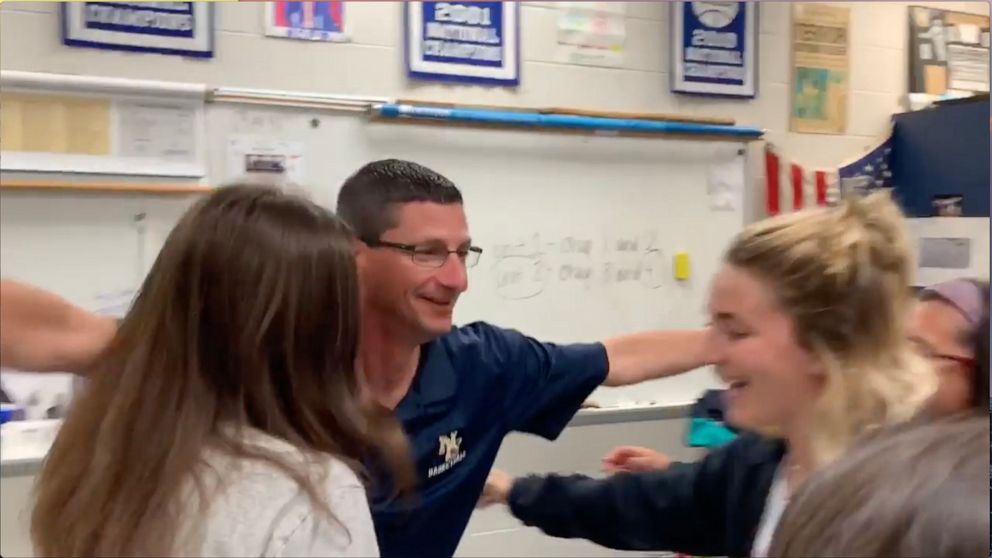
[{"x1": 31, "y1": 185, "x2": 413, "y2": 557}]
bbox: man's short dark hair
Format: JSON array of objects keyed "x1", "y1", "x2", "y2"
[{"x1": 337, "y1": 159, "x2": 463, "y2": 241}]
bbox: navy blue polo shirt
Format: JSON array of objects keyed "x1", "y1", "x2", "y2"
[{"x1": 370, "y1": 321, "x2": 608, "y2": 558}]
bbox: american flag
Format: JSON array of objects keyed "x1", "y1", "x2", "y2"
[
  {"x1": 764, "y1": 132, "x2": 894, "y2": 216},
  {"x1": 764, "y1": 144, "x2": 841, "y2": 216},
  {"x1": 837, "y1": 135, "x2": 894, "y2": 198}
]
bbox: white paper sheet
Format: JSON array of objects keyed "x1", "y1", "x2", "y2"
[
  {"x1": 117, "y1": 101, "x2": 197, "y2": 161},
  {"x1": 708, "y1": 155, "x2": 745, "y2": 212},
  {"x1": 556, "y1": 2, "x2": 626, "y2": 68}
]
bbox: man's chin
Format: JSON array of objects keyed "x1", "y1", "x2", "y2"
[{"x1": 418, "y1": 317, "x2": 454, "y2": 339}]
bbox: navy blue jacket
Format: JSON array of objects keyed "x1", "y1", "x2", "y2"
[{"x1": 508, "y1": 433, "x2": 786, "y2": 557}]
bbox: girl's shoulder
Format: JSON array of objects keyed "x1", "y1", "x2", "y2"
[{"x1": 182, "y1": 429, "x2": 377, "y2": 557}]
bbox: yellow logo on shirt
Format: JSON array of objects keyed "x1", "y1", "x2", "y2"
[
  {"x1": 439, "y1": 431, "x2": 462, "y2": 461},
  {"x1": 429, "y1": 430, "x2": 467, "y2": 478}
]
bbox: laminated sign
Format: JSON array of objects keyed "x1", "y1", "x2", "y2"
[{"x1": 405, "y1": 1, "x2": 519, "y2": 86}]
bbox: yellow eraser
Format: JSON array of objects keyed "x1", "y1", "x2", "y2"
[{"x1": 674, "y1": 252, "x2": 690, "y2": 280}]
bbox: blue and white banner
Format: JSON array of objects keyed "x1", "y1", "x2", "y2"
[
  {"x1": 405, "y1": 2, "x2": 519, "y2": 86},
  {"x1": 671, "y1": 2, "x2": 756, "y2": 97},
  {"x1": 62, "y1": 2, "x2": 214, "y2": 58}
]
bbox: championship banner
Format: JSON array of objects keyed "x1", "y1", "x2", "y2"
[
  {"x1": 405, "y1": 1, "x2": 519, "y2": 86},
  {"x1": 62, "y1": 2, "x2": 214, "y2": 58},
  {"x1": 671, "y1": 1, "x2": 757, "y2": 97}
]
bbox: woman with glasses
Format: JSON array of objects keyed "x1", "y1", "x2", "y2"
[{"x1": 909, "y1": 278, "x2": 989, "y2": 415}]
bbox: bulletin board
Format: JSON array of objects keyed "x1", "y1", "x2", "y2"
[
  {"x1": 0, "y1": 72, "x2": 207, "y2": 177},
  {"x1": 908, "y1": 5, "x2": 990, "y2": 95}
]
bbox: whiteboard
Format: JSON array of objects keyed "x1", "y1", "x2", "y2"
[
  {"x1": 1, "y1": 106, "x2": 750, "y2": 407},
  {"x1": 0, "y1": 190, "x2": 195, "y2": 413}
]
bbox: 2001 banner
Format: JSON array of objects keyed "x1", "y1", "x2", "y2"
[{"x1": 405, "y1": 1, "x2": 519, "y2": 86}]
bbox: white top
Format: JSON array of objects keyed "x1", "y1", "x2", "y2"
[
  {"x1": 178, "y1": 430, "x2": 379, "y2": 557},
  {"x1": 750, "y1": 464, "x2": 789, "y2": 558}
]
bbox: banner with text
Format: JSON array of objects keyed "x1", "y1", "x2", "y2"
[
  {"x1": 405, "y1": 1, "x2": 519, "y2": 86},
  {"x1": 61, "y1": 2, "x2": 214, "y2": 58},
  {"x1": 671, "y1": 1, "x2": 756, "y2": 97}
]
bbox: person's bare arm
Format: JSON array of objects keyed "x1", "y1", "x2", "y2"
[
  {"x1": 602, "y1": 329, "x2": 712, "y2": 387},
  {"x1": 0, "y1": 280, "x2": 116, "y2": 374}
]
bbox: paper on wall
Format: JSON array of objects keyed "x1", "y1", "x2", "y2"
[
  {"x1": 708, "y1": 155, "x2": 745, "y2": 212},
  {"x1": 0, "y1": 93, "x2": 112, "y2": 155},
  {"x1": 556, "y1": 2, "x2": 626, "y2": 68},
  {"x1": 117, "y1": 101, "x2": 197, "y2": 161},
  {"x1": 790, "y1": 4, "x2": 851, "y2": 134},
  {"x1": 225, "y1": 135, "x2": 306, "y2": 187},
  {"x1": 947, "y1": 44, "x2": 990, "y2": 91}
]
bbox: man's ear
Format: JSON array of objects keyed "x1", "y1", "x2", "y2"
[
  {"x1": 353, "y1": 238, "x2": 367, "y2": 267},
  {"x1": 352, "y1": 237, "x2": 365, "y2": 255}
]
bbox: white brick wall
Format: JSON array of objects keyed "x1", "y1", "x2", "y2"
[{"x1": 2, "y1": 2, "x2": 987, "y2": 155}]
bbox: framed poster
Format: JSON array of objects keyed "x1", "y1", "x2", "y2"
[
  {"x1": 61, "y1": 2, "x2": 214, "y2": 58},
  {"x1": 671, "y1": 1, "x2": 757, "y2": 97},
  {"x1": 790, "y1": 3, "x2": 850, "y2": 134},
  {"x1": 908, "y1": 6, "x2": 989, "y2": 94},
  {"x1": 265, "y1": 1, "x2": 349, "y2": 42},
  {"x1": 405, "y1": 1, "x2": 519, "y2": 86}
]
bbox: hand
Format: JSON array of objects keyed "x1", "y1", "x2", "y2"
[
  {"x1": 478, "y1": 468, "x2": 513, "y2": 508},
  {"x1": 602, "y1": 446, "x2": 671, "y2": 474}
]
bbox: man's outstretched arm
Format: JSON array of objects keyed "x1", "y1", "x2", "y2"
[
  {"x1": 602, "y1": 329, "x2": 713, "y2": 387},
  {"x1": 0, "y1": 280, "x2": 116, "y2": 374}
]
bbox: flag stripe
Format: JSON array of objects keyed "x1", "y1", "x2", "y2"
[
  {"x1": 790, "y1": 164, "x2": 803, "y2": 211},
  {"x1": 765, "y1": 145, "x2": 846, "y2": 215},
  {"x1": 815, "y1": 171, "x2": 827, "y2": 206},
  {"x1": 765, "y1": 148, "x2": 780, "y2": 215},
  {"x1": 765, "y1": 147, "x2": 780, "y2": 216}
]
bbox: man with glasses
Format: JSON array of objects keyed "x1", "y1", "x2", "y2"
[
  {"x1": 337, "y1": 159, "x2": 713, "y2": 558},
  {"x1": 0, "y1": 159, "x2": 713, "y2": 558}
]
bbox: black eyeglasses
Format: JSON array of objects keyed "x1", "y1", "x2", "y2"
[{"x1": 363, "y1": 239, "x2": 483, "y2": 268}]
